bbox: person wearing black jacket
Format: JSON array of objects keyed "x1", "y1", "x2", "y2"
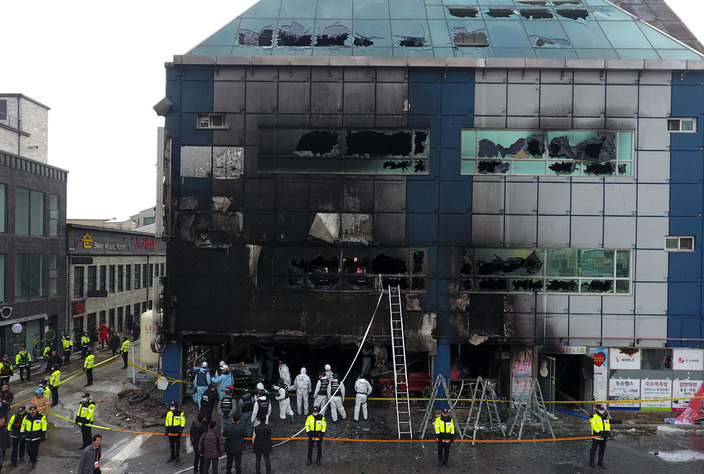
[
  {"x1": 0, "y1": 415, "x2": 10, "y2": 472},
  {"x1": 7, "y1": 406, "x2": 26, "y2": 467},
  {"x1": 44, "y1": 349, "x2": 62, "y2": 375},
  {"x1": 189, "y1": 412, "x2": 208, "y2": 474},
  {"x1": 252, "y1": 415, "x2": 272, "y2": 474},
  {"x1": 0, "y1": 385, "x2": 12, "y2": 407},
  {"x1": 223, "y1": 413, "x2": 247, "y2": 474},
  {"x1": 200, "y1": 384, "x2": 219, "y2": 424}
]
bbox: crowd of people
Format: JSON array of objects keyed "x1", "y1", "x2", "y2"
[{"x1": 0, "y1": 324, "x2": 132, "y2": 471}]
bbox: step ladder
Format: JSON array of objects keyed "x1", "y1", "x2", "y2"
[
  {"x1": 418, "y1": 374, "x2": 462, "y2": 439},
  {"x1": 508, "y1": 378, "x2": 555, "y2": 440},
  {"x1": 388, "y1": 285, "x2": 413, "y2": 439},
  {"x1": 461, "y1": 377, "x2": 507, "y2": 441}
]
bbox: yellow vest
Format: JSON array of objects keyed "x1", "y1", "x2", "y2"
[
  {"x1": 77, "y1": 400, "x2": 95, "y2": 424},
  {"x1": 49, "y1": 369, "x2": 61, "y2": 387},
  {"x1": 305, "y1": 414, "x2": 327, "y2": 434},
  {"x1": 121, "y1": 340, "x2": 130, "y2": 353},
  {"x1": 590, "y1": 413, "x2": 611, "y2": 435},
  {"x1": 434, "y1": 415, "x2": 455, "y2": 439},
  {"x1": 84, "y1": 354, "x2": 95, "y2": 369}
]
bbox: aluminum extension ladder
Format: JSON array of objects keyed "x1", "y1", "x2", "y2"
[
  {"x1": 388, "y1": 285, "x2": 413, "y2": 439},
  {"x1": 418, "y1": 374, "x2": 462, "y2": 439},
  {"x1": 461, "y1": 376, "x2": 507, "y2": 441},
  {"x1": 508, "y1": 378, "x2": 555, "y2": 440}
]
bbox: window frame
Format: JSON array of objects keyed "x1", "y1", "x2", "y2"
[
  {"x1": 196, "y1": 113, "x2": 227, "y2": 129},
  {"x1": 73, "y1": 266, "x2": 84, "y2": 299},
  {"x1": 665, "y1": 236, "x2": 695, "y2": 252},
  {"x1": 667, "y1": 118, "x2": 697, "y2": 133}
]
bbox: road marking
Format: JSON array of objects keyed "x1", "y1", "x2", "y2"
[{"x1": 102, "y1": 433, "x2": 151, "y2": 471}]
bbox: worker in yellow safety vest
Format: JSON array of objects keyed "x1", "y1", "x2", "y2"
[
  {"x1": 434, "y1": 407, "x2": 455, "y2": 468},
  {"x1": 75, "y1": 392, "x2": 96, "y2": 450},
  {"x1": 62, "y1": 334, "x2": 73, "y2": 365},
  {"x1": 165, "y1": 401, "x2": 186, "y2": 463},
  {"x1": 305, "y1": 405, "x2": 327, "y2": 466},
  {"x1": 121, "y1": 338, "x2": 130, "y2": 369},
  {"x1": 20, "y1": 405, "x2": 46, "y2": 469},
  {"x1": 84, "y1": 350, "x2": 95, "y2": 386},
  {"x1": 589, "y1": 403, "x2": 611, "y2": 469},
  {"x1": 15, "y1": 348, "x2": 31, "y2": 382},
  {"x1": 48, "y1": 364, "x2": 61, "y2": 406}
]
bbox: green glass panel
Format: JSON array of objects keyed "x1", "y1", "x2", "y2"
[
  {"x1": 276, "y1": 157, "x2": 308, "y2": 172},
  {"x1": 665, "y1": 238, "x2": 678, "y2": 249},
  {"x1": 474, "y1": 248, "x2": 541, "y2": 277},
  {"x1": 617, "y1": 131, "x2": 633, "y2": 160},
  {"x1": 486, "y1": 22, "x2": 532, "y2": 48},
  {"x1": 429, "y1": 20, "x2": 453, "y2": 48},
  {"x1": 616, "y1": 49, "x2": 661, "y2": 60},
  {"x1": 426, "y1": 6, "x2": 447, "y2": 19},
  {"x1": 562, "y1": 22, "x2": 611, "y2": 49},
  {"x1": 281, "y1": 0, "x2": 317, "y2": 18},
  {"x1": 535, "y1": 48, "x2": 579, "y2": 59},
  {"x1": 580, "y1": 279, "x2": 613, "y2": 293},
  {"x1": 345, "y1": 158, "x2": 379, "y2": 173},
  {"x1": 615, "y1": 280, "x2": 630, "y2": 294},
  {"x1": 317, "y1": 0, "x2": 352, "y2": 19},
  {"x1": 258, "y1": 157, "x2": 274, "y2": 172},
  {"x1": 461, "y1": 130, "x2": 477, "y2": 158},
  {"x1": 512, "y1": 160, "x2": 547, "y2": 175},
  {"x1": 616, "y1": 250, "x2": 630, "y2": 278},
  {"x1": 579, "y1": 250, "x2": 614, "y2": 278},
  {"x1": 389, "y1": 0, "x2": 426, "y2": 19},
  {"x1": 546, "y1": 249, "x2": 578, "y2": 277},
  {"x1": 310, "y1": 157, "x2": 343, "y2": 173},
  {"x1": 600, "y1": 21, "x2": 651, "y2": 49},
  {"x1": 354, "y1": 20, "x2": 393, "y2": 46},
  {"x1": 461, "y1": 160, "x2": 477, "y2": 174},
  {"x1": 575, "y1": 48, "x2": 619, "y2": 60},
  {"x1": 681, "y1": 120, "x2": 694, "y2": 131},
  {"x1": 413, "y1": 160, "x2": 429, "y2": 174},
  {"x1": 200, "y1": 21, "x2": 239, "y2": 46},
  {"x1": 413, "y1": 131, "x2": 430, "y2": 157}
]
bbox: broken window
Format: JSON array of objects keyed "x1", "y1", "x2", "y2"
[
  {"x1": 315, "y1": 23, "x2": 350, "y2": 47},
  {"x1": 237, "y1": 27, "x2": 274, "y2": 46},
  {"x1": 530, "y1": 35, "x2": 570, "y2": 48},
  {"x1": 277, "y1": 21, "x2": 312, "y2": 47},
  {"x1": 258, "y1": 247, "x2": 426, "y2": 292},
  {"x1": 461, "y1": 129, "x2": 633, "y2": 176},
  {"x1": 353, "y1": 34, "x2": 374, "y2": 47},
  {"x1": 460, "y1": 248, "x2": 630, "y2": 295},
  {"x1": 453, "y1": 28, "x2": 489, "y2": 47},
  {"x1": 556, "y1": 9, "x2": 589, "y2": 21},
  {"x1": 447, "y1": 7, "x2": 479, "y2": 18},
  {"x1": 520, "y1": 9, "x2": 553, "y2": 20},
  {"x1": 259, "y1": 128, "x2": 430, "y2": 175},
  {"x1": 486, "y1": 8, "x2": 515, "y2": 18},
  {"x1": 398, "y1": 36, "x2": 425, "y2": 47}
]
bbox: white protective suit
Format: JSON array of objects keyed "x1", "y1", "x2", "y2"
[
  {"x1": 294, "y1": 368, "x2": 312, "y2": 415},
  {"x1": 251, "y1": 393, "x2": 272, "y2": 440},
  {"x1": 274, "y1": 384, "x2": 294, "y2": 423},
  {"x1": 354, "y1": 377, "x2": 373, "y2": 420},
  {"x1": 328, "y1": 377, "x2": 346, "y2": 422},
  {"x1": 313, "y1": 375, "x2": 330, "y2": 416},
  {"x1": 278, "y1": 363, "x2": 292, "y2": 389}
]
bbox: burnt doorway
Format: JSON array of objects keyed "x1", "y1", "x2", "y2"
[{"x1": 553, "y1": 354, "x2": 593, "y2": 412}]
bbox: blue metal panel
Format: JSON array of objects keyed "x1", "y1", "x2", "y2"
[
  {"x1": 668, "y1": 252, "x2": 702, "y2": 282},
  {"x1": 409, "y1": 69, "x2": 443, "y2": 83},
  {"x1": 670, "y1": 151, "x2": 704, "y2": 184},
  {"x1": 441, "y1": 83, "x2": 474, "y2": 115},
  {"x1": 667, "y1": 315, "x2": 703, "y2": 348},
  {"x1": 406, "y1": 213, "x2": 438, "y2": 244},
  {"x1": 437, "y1": 246, "x2": 457, "y2": 280},
  {"x1": 669, "y1": 217, "x2": 703, "y2": 241},
  {"x1": 440, "y1": 115, "x2": 474, "y2": 149},
  {"x1": 670, "y1": 184, "x2": 703, "y2": 217},
  {"x1": 161, "y1": 342, "x2": 182, "y2": 404},
  {"x1": 408, "y1": 82, "x2": 442, "y2": 115},
  {"x1": 181, "y1": 79, "x2": 214, "y2": 113},
  {"x1": 668, "y1": 282, "x2": 701, "y2": 315},
  {"x1": 439, "y1": 148, "x2": 463, "y2": 181},
  {"x1": 441, "y1": 69, "x2": 475, "y2": 83},
  {"x1": 406, "y1": 180, "x2": 438, "y2": 213},
  {"x1": 439, "y1": 214, "x2": 472, "y2": 246},
  {"x1": 439, "y1": 181, "x2": 472, "y2": 213},
  {"x1": 180, "y1": 113, "x2": 212, "y2": 146}
]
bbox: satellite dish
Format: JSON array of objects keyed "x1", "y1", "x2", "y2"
[{"x1": 11, "y1": 323, "x2": 23, "y2": 334}]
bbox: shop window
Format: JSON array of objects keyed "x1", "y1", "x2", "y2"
[
  {"x1": 667, "y1": 118, "x2": 696, "y2": 132},
  {"x1": 665, "y1": 236, "x2": 695, "y2": 252}
]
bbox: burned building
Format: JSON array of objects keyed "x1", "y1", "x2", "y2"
[{"x1": 157, "y1": 0, "x2": 704, "y2": 409}]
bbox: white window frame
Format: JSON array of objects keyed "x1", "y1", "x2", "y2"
[
  {"x1": 196, "y1": 113, "x2": 227, "y2": 129},
  {"x1": 667, "y1": 118, "x2": 696, "y2": 133},
  {"x1": 665, "y1": 236, "x2": 695, "y2": 252}
]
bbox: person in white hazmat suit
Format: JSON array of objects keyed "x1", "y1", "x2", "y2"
[
  {"x1": 328, "y1": 373, "x2": 346, "y2": 422},
  {"x1": 294, "y1": 367, "x2": 312, "y2": 415},
  {"x1": 278, "y1": 361, "x2": 291, "y2": 390},
  {"x1": 313, "y1": 371, "x2": 330, "y2": 416},
  {"x1": 250, "y1": 389, "x2": 271, "y2": 440},
  {"x1": 324, "y1": 364, "x2": 333, "y2": 381},
  {"x1": 273, "y1": 379, "x2": 295, "y2": 424},
  {"x1": 353, "y1": 374, "x2": 373, "y2": 421}
]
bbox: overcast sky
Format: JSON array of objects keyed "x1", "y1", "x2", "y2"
[{"x1": 0, "y1": 0, "x2": 701, "y2": 221}]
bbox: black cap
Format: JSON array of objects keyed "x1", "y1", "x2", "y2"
[
  {"x1": 83, "y1": 392, "x2": 90, "y2": 398},
  {"x1": 313, "y1": 406, "x2": 320, "y2": 414},
  {"x1": 441, "y1": 408, "x2": 449, "y2": 415}
]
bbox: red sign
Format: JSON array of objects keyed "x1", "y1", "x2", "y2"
[
  {"x1": 591, "y1": 352, "x2": 606, "y2": 367},
  {"x1": 72, "y1": 300, "x2": 86, "y2": 318}
]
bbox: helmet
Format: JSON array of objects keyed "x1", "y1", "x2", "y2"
[
  {"x1": 225, "y1": 386, "x2": 234, "y2": 395},
  {"x1": 258, "y1": 373, "x2": 265, "y2": 380},
  {"x1": 35, "y1": 388, "x2": 43, "y2": 395},
  {"x1": 219, "y1": 360, "x2": 226, "y2": 368},
  {"x1": 595, "y1": 404, "x2": 605, "y2": 411},
  {"x1": 201, "y1": 361, "x2": 208, "y2": 368},
  {"x1": 324, "y1": 364, "x2": 331, "y2": 371}
]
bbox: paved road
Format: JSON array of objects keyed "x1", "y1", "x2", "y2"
[{"x1": 7, "y1": 347, "x2": 704, "y2": 473}]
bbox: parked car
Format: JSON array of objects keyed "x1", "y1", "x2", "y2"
[
  {"x1": 226, "y1": 352, "x2": 262, "y2": 387},
  {"x1": 371, "y1": 356, "x2": 470, "y2": 398}
]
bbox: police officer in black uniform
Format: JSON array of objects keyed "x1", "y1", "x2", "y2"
[{"x1": 218, "y1": 385, "x2": 236, "y2": 434}]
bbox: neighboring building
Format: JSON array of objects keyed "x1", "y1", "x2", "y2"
[
  {"x1": 0, "y1": 94, "x2": 67, "y2": 358},
  {"x1": 68, "y1": 218, "x2": 138, "y2": 231},
  {"x1": 157, "y1": 0, "x2": 704, "y2": 409},
  {"x1": 67, "y1": 224, "x2": 165, "y2": 344},
  {"x1": 130, "y1": 207, "x2": 156, "y2": 228},
  {"x1": 0, "y1": 94, "x2": 50, "y2": 163}
]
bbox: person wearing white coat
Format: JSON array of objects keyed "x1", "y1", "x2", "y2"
[
  {"x1": 294, "y1": 367, "x2": 312, "y2": 415},
  {"x1": 273, "y1": 379, "x2": 295, "y2": 424},
  {"x1": 278, "y1": 361, "x2": 291, "y2": 389},
  {"x1": 353, "y1": 374, "x2": 373, "y2": 421}
]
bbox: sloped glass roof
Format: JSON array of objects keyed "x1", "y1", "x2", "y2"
[{"x1": 187, "y1": 0, "x2": 704, "y2": 60}]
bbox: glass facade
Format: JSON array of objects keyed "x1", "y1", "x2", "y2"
[
  {"x1": 188, "y1": 0, "x2": 704, "y2": 60},
  {"x1": 460, "y1": 248, "x2": 631, "y2": 294},
  {"x1": 15, "y1": 188, "x2": 44, "y2": 236},
  {"x1": 461, "y1": 129, "x2": 633, "y2": 176},
  {"x1": 14, "y1": 254, "x2": 43, "y2": 301}
]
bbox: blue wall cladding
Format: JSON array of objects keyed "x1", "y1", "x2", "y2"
[{"x1": 668, "y1": 71, "x2": 704, "y2": 344}]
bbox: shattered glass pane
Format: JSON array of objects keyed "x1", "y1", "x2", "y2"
[
  {"x1": 531, "y1": 35, "x2": 570, "y2": 48},
  {"x1": 581, "y1": 280, "x2": 613, "y2": 293},
  {"x1": 293, "y1": 130, "x2": 342, "y2": 156},
  {"x1": 546, "y1": 280, "x2": 578, "y2": 292},
  {"x1": 486, "y1": 8, "x2": 516, "y2": 18},
  {"x1": 238, "y1": 26, "x2": 274, "y2": 46},
  {"x1": 478, "y1": 160, "x2": 510, "y2": 174},
  {"x1": 556, "y1": 9, "x2": 589, "y2": 21},
  {"x1": 478, "y1": 278, "x2": 508, "y2": 291},
  {"x1": 277, "y1": 21, "x2": 312, "y2": 46},
  {"x1": 453, "y1": 28, "x2": 489, "y2": 47},
  {"x1": 315, "y1": 23, "x2": 350, "y2": 47},
  {"x1": 511, "y1": 279, "x2": 544, "y2": 292},
  {"x1": 548, "y1": 132, "x2": 616, "y2": 161},
  {"x1": 447, "y1": 7, "x2": 479, "y2": 18},
  {"x1": 520, "y1": 9, "x2": 554, "y2": 20}
]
